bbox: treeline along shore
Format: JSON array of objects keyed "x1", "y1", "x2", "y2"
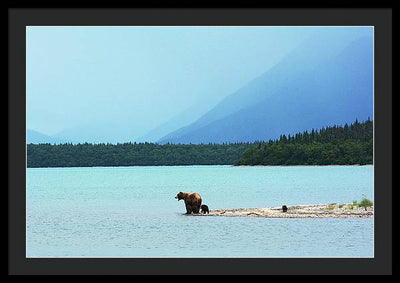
[
  {"x1": 27, "y1": 142, "x2": 251, "y2": 167},
  {"x1": 27, "y1": 119, "x2": 372, "y2": 168},
  {"x1": 236, "y1": 119, "x2": 373, "y2": 166}
]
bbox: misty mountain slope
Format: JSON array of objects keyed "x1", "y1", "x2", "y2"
[
  {"x1": 135, "y1": 99, "x2": 220, "y2": 143},
  {"x1": 159, "y1": 36, "x2": 373, "y2": 144},
  {"x1": 158, "y1": 30, "x2": 369, "y2": 143},
  {"x1": 27, "y1": 129, "x2": 68, "y2": 144}
]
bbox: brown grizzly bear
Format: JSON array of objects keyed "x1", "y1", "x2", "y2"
[{"x1": 175, "y1": 192, "x2": 202, "y2": 214}]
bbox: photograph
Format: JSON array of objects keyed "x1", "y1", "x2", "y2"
[{"x1": 25, "y1": 25, "x2": 375, "y2": 258}]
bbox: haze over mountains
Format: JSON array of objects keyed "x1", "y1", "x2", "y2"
[
  {"x1": 27, "y1": 28, "x2": 373, "y2": 145},
  {"x1": 135, "y1": 99, "x2": 221, "y2": 143},
  {"x1": 27, "y1": 129, "x2": 70, "y2": 144},
  {"x1": 157, "y1": 34, "x2": 373, "y2": 144}
]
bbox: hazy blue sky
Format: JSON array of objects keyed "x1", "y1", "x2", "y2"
[{"x1": 26, "y1": 26, "x2": 372, "y2": 143}]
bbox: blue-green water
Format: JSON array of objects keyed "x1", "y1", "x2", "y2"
[{"x1": 27, "y1": 165, "x2": 374, "y2": 257}]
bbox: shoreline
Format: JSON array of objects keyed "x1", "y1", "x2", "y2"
[
  {"x1": 192, "y1": 203, "x2": 373, "y2": 218},
  {"x1": 27, "y1": 164, "x2": 374, "y2": 169},
  {"x1": 234, "y1": 164, "x2": 373, "y2": 167}
]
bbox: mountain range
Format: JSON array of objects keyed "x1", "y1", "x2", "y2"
[
  {"x1": 27, "y1": 129, "x2": 69, "y2": 144},
  {"x1": 27, "y1": 31, "x2": 373, "y2": 145},
  {"x1": 157, "y1": 35, "x2": 373, "y2": 144}
]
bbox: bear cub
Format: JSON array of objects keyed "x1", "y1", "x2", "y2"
[{"x1": 201, "y1": 204, "x2": 210, "y2": 214}]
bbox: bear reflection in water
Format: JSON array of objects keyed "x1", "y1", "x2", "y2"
[{"x1": 175, "y1": 192, "x2": 202, "y2": 214}]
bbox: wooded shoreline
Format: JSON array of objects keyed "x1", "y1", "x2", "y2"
[{"x1": 27, "y1": 119, "x2": 372, "y2": 168}]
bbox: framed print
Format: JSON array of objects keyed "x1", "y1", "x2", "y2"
[{"x1": 8, "y1": 6, "x2": 393, "y2": 275}]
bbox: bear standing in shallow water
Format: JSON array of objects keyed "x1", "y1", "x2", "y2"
[{"x1": 175, "y1": 192, "x2": 202, "y2": 214}]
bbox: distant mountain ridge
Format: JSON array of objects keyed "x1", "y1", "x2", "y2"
[
  {"x1": 158, "y1": 34, "x2": 373, "y2": 144},
  {"x1": 136, "y1": 99, "x2": 220, "y2": 143},
  {"x1": 27, "y1": 129, "x2": 69, "y2": 144}
]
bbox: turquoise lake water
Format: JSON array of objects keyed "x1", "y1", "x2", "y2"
[{"x1": 26, "y1": 165, "x2": 374, "y2": 257}]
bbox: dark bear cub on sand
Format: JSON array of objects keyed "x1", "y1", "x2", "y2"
[{"x1": 201, "y1": 204, "x2": 209, "y2": 214}]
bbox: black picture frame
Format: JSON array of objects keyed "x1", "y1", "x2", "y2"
[{"x1": 8, "y1": 6, "x2": 393, "y2": 275}]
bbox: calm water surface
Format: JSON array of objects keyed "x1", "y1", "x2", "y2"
[{"x1": 27, "y1": 165, "x2": 373, "y2": 257}]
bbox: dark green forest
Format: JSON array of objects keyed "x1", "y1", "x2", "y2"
[
  {"x1": 27, "y1": 142, "x2": 252, "y2": 167},
  {"x1": 236, "y1": 119, "x2": 373, "y2": 166},
  {"x1": 27, "y1": 119, "x2": 373, "y2": 168}
]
